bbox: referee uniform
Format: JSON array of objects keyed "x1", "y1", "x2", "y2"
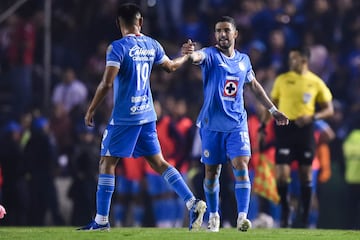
[
  {"x1": 271, "y1": 70, "x2": 332, "y2": 165},
  {"x1": 271, "y1": 69, "x2": 332, "y2": 227}
]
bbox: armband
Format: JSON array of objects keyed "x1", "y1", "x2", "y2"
[{"x1": 268, "y1": 106, "x2": 277, "y2": 115}]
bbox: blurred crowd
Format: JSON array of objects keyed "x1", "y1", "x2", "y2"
[{"x1": 0, "y1": 0, "x2": 359, "y2": 229}]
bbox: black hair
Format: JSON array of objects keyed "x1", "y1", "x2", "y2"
[
  {"x1": 215, "y1": 16, "x2": 237, "y2": 29},
  {"x1": 117, "y1": 3, "x2": 142, "y2": 26},
  {"x1": 290, "y1": 46, "x2": 311, "y2": 59}
]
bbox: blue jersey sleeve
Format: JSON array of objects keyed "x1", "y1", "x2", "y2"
[
  {"x1": 153, "y1": 39, "x2": 166, "y2": 65},
  {"x1": 198, "y1": 47, "x2": 212, "y2": 67},
  {"x1": 106, "y1": 42, "x2": 124, "y2": 68},
  {"x1": 244, "y1": 54, "x2": 255, "y2": 83}
]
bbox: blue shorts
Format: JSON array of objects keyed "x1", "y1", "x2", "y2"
[
  {"x1": 116, "y1": 176, "x2": 141, "y2": 195},
  {"x1": 100, "y1": 121, "x2": 161, "y2": 158},
  {"x1": 199, "y1": 127, "x2": 251, "y2": 165}
]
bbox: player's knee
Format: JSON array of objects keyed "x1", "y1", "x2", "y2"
[
  {"x1": 231, "y1": 157, "x2": 249, "y2": 169},
  {"x1": 99, "y1": 156, "x2": 119, "y2": 174}
]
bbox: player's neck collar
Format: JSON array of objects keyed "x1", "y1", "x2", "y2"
[
  {"x1": 215, "y1": 45, "x2": 235, "y2": 58},
  {"x1": 219, "y1": 49, "x2": 235, "y2": 59},
  {"x1": 124, "y1": 33, "x2": 143, "y2": 37}
]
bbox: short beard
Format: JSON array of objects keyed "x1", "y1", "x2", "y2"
[{"x1": 217, "y1": 42, "x2": 230, "y2": 50}]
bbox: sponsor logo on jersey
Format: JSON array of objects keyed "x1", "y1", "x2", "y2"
[
  {"x1": 130, "y1": 103, "x2": 151, "y2": 114},
  {"x1": 218, "y1": 62, "x2": 230, "y2": 70},
  {"x1": 131, "y1": 95, "x2": 148, "y2": 103},
  {"x1": 238, "y1": 62, "x2": 246, "y2": 71},
  {"x1": 129, "y1": 45, "x2": 155, "y2": 61},
  {"x1": 303, "y1": 93, "x2": 312, "y2": 103}
]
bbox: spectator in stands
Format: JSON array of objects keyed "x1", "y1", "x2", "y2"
[
  {"x1": 24, "y1": 117, "x2": 64, "y2": 225},
  {"x1": 0, "y1": 121, "x2": 24, "y2": 225},
  {"x1": 52, "y1": 67, "x2": 88, "y2": 114}
]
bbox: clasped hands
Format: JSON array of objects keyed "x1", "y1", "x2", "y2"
[{"x1": 181, "y1": 39, "x2": 196, "y2": 56}]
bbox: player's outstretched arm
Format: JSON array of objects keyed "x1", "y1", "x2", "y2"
[
  {"x1": 160, "y1": 39, "x2": 195, "y2": 72},
  {"x1": 160, "y1": 55, "x2": 190, "y2": 73},
  {"x1": 85, "y1": 66, "x2": 118, "y2": 127},
  {"x1": 248, "y1": 78, "x2": 289, "y2": 126},
  {"x1": 182, "y1": 39, "x2": 204, "y2": 64}
]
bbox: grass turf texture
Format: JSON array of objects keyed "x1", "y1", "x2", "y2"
[{"x1": 0, "y1": 227, "x2": 358, "y2": 240}]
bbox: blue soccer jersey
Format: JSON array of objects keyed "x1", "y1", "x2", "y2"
[
  {"x1": 196, "y1": 46, "x2": 255, "y2": 132},
  {"x1": 106, "y1": 34, "x2": 167, "y2": 125}
]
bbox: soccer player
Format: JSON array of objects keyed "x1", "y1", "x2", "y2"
[
  {"x1": 78, "y1": 3, "x2": 206, "y2": 231},
  {"x1": 185, "y1": 16, "x2": 289, "y2": 232},
  {"x1": 270, "y1": 47, "x2": 334, "y2": 228}
]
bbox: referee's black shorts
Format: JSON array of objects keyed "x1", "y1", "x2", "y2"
[{"x1": 274, "y1": 121, "x2": 316, "y2": 166}]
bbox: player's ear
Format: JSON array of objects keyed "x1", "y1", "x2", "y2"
[
  {"x1": 116, "y1": 17, "x2": 120, "y2": 30},
  {"x1": 138, "y1": 17, "x2": 143, "y2": 27},
  {"x1": 234, "y1": 29, "x2": 238, "y2": 39}
]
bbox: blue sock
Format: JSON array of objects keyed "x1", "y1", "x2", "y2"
[
  {"x1": 308, "y1": 207, "x2": 319, "y2": 227},
  {"x1": 234, "y1": 180, "x2": 251, "y2": 214},
  {"x1": 162, "y1": 167, "x2": 194, "y2": 203},
  {"x1": 133, "y1": 205, "x2": 144, "y2": 226},
  {"x1": 203, "y1": 178, "x2": 220, "y2": 213},
  {"x1": 97, "y1": 174, "x2": 115, "y2": 216}
]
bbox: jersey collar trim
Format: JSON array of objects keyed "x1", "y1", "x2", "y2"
[
  {"x1": 124, "y1": 33, "x2": 143, "y2": 37},
  {"x1": 219, "y1": 50, "x2": 235, "y2": 59}
]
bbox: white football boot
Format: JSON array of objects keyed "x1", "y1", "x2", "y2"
[{"x1": 207, "y1": 213, "x2": 220, "y2": 232}]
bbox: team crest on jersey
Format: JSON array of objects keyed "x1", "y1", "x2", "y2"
[
  {"x1": 224, "y1": 80, "x2": 238, "y2": 97},
  {"x1": 303, "y1": 93, "x2": 312, "y2": 103}
]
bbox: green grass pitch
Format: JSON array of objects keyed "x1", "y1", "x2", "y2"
[{"x1": 0, "y1": 227, "x2": 358, "y2": 240}]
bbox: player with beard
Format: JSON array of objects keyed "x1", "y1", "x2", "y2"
[{"x1": 184, "y1": 16, "x2": 289, "y2": 232}]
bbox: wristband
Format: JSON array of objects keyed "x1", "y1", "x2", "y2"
[{"x1": 268, "y1": 106, "x2": 277, "y2": 115}]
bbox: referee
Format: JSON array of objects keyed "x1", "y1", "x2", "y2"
[{"x1": 270, "y1": 47, "x2": 334, "y2": 228}]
